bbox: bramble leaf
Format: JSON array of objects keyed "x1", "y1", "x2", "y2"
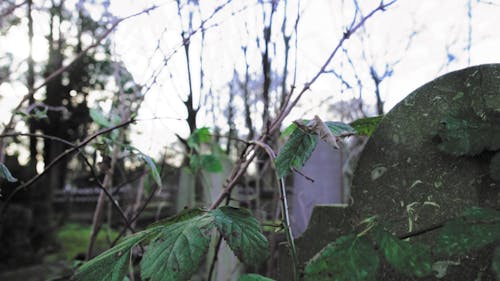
[
  {"x1": 375, "y1": 230, "x2": 432, "y2": 277},
  {"x1": 140, "y1": 211, "x2": 214, "y2": 281},
  {"x1": 140, "y1": 153, "x2": 162, "y2": 187},
  {"x1": 435, "y1": 207, "x2": 500, "y2": 255},
  {"x1": 324, "y1": 121, "x2": 356, "y2": 136},
  {"x1": 350, "y1": 116, "x2": 383, "y2": 136},
  {"x1": 0, "y1": 162, "x2": 17, "y2": 182},
  {"x1": 280, "y1": 123, "x2": 298, "y2": 138},
  {"x1": 189, "y1": 154, "x2": 223, "y2": 173},
  {"x1": 210, "y1": 206, "x2": 269, "y2": 266},
  {"x1": 187, "y1": 127, "x2": 211, "y2": 151},
  {"x1": 75, "y1": 231, "x2": 153, "y2": 281},
  {"x1": 275, "y1": 128, "x2": 317, "y2": 178},
  {"x1": 238, "y1": 273, "x2": 275, "y2": 281},
  {"x1": 304, "y1": 234, "x2": 379, "y2": 281},
  {"x1": 200, "y1": 154, "x2": 223, "y2": 173}
]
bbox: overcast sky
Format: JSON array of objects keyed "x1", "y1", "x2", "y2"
[
  {"x1": 3, "y1": 0, "x2": 500, "y2": 158},
  {"x1": 106, "y1": 0, "x2": 500, "y2": 156}
]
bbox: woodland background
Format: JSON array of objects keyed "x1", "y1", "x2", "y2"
[{"x1": 0, "y1": 0, "x2": 499, "y2": 280}]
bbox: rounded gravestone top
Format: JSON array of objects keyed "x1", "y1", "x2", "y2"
[{"x1": 350, "y1": 64, "x2": 500, "y2": 280}]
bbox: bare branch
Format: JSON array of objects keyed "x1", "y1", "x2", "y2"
[
  {"x1": 0, "y1": 5, "x2": 158, "y2": 159},
  {"x1": 0, "y1": 0, "x2": 27, "y2": 18},
  {"x1": 0, "y1": 130, "x2": 135, "y2": 233},
  {"x1": 0, "y1": 118, "x2": 136, "y2": 217},
  {"x1": 208, "y1": 0, "x2": 397, "y2": 213}
]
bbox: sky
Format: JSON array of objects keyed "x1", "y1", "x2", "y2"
[
  {"x1": 105, "y1": 0, "x2": 500, "y2": 157},
  {"x1": 2, "y1": 0, "x2": 500, "y2": 159}
]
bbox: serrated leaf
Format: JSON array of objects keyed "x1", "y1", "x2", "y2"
[
  {"x1": 239, "y1": 273, "x2": 275, "y2": 281},
  {"x1": 280, "y1": 123, "x2": 298, "y2": 138},
  {"x1": 140, "y1": 212, "x2": 214, "y2": 281},
  {"x1": 210, "y1": 206, "x2": 269, "y2": 266},
  {"x1": 304, "y1": 235, "x2": 379, "y2": 281},
  {"x1": 90, "y1": 108, "x2": 113, "y2": 128},
  {"x1": 140, "y1": 154, "x2": 162, "y2": 187},
  {"x1": 75, "y1": 231, "x2": 153, "y2": 281},
  {"x1": 145, "y1": 208, "x2": 207, "y2": 236},
  {"x1": 187, "y1": 127, "x2": 211, "y2": 151},
  {"x1": 200, "y1": 154, "x2": 223, "y2": 173},
  {"x1": 324, "y1": 121, "x2": 357, "y2": 136},
  {"x1": 493, "y1": 246, "x2": 500, "y2": 280},
  {"x1": 0, "y1": 162, "x2": 17, "y2": 182},
  {"x1": 275, "y1": 129, "x2": 317, "y2": 178},
  {"x1": 349, "y1": 116, "x2": 384, "y2": 136},
  {"x1": 375, "y1": 230, "x2": 432, "y2": 277},
  {"x1": 435, "y1": 207, "x2": 500, "y2": 255}
]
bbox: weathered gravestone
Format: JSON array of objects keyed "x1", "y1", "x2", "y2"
[
  {"x1": 278, "y1": 64, "x2": 500, "y2": 280},
  {"x1": 291, "y1": 141, "x2": 345, "y2": 237}
]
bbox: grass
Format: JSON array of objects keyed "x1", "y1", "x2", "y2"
[{"x1": 52, "y1": 223, "x2": 119, "y2": 261}]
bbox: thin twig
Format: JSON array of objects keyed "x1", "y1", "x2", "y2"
[
  {"x1": 207, "y1": 235, "x2": 224, "y2": 281},
  {"x1": 250, "y1": 140, "x2": 299, "y2": 281},
  {"x1": 208, "y1": 0, "x2": 396, "y2": 213},
  {"x1": 272, "y1": 0, "x2": 397, "y2": 133},
  {"x1": 0, "y1": 131, "x2": 135, "y2": 231},
  {"x1": 110, "y1": 149, "x2": 171, "y2": 246},
  {"x1": 0, "y1": 0, "x2": 27, "y2": 18},
  {"x1": 0, "y1": 5, "x2": 158, "y2": 159},
  {"x1": 292, "y1": 168, "x2": 314, "y2": 183},
  {"x1": 0, "y1": 119, "x2": 135, "y2": 217}
]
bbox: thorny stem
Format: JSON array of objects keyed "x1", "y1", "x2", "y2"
[
  {"x1": 205, "y1": 3, "x2": 396, "y2": 277},
  {"x1": 251, "y1": 140, "x2": 299, "y2": 281},
  {"x1": 207, "y1": 235, "x2": 224, "y2": 281}
]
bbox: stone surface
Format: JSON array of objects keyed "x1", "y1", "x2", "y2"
[
  {"x1": 291, "y1": 141, "x2": 345, "y2": 237},
  {"x1": 278, "y1": 64, "x2": 500, "y2": 280}
]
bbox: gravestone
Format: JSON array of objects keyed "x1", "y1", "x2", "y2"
[
  {"x1": 278, "y1": 64, "x2": 500, "y2": 280},
  {"x1": 291, "y1": 140, "x2": 345, "y2": 237}
]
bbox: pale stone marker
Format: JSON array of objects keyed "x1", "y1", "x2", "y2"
[{"x1": 291, "y1": 140, "x2": 345, "y2": 236}]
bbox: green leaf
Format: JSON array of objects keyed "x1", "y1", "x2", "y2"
[
  {"x1": 140, "y1": 212, "x2": 214, "y2": 281},
  {"x1": 145, "y1": 208, "x2": 208, "y2": 237},
  {"x1": 280, "y1": 123, "x2": 298, "y2": 138},
  {"x1": 210, "y1": 206, "x2": 269, "y2": 266},
  {"x1": 189, "y1": 154, "x2": 223, "y2": 173},
  {"x1": 140, "y1": 154, "x2": 162, "y2": 187},
  {"x1": 324, "y1": 121, "x2": 357, "y2": 136},
  {"x1": 0, "y1": 162, "x2": 17, "y2": 182},
  {"x1": 493, "y1": 246, "x2": 500, "y2": 280},
  {"x1": 90, "y1": 108, "x2": 113, "y2": 128},
  {"x1": 349, "y1": 116, "x2": 384, "y2": 136},
  {"x1": 304, "y1": 235, "x2": 379, "y2": 281},
  {"x1": 187, "y1": 127, "x2": 211, "y2": 151},
  {"x1": 275, "y1": 128, "x2": 317, "y2": 178},
  {"x1": 189, "y1": 154, "x2": 200, "y2": 171},
  {"x1": 238, "y1": 273, "x2": 275, "y2": 281},
  {"x1": 200, "y1": 154, "x2": 223, "y2": 173},
  {"x1": 435, "y1": 208, "x2": 500, "y2": 255},
  {"x1": 375, "y1": 230, "x2": 432, "y2": 277},
  {"x1": 75, "y1": 231, "x2": 153, "y2": 281}
]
